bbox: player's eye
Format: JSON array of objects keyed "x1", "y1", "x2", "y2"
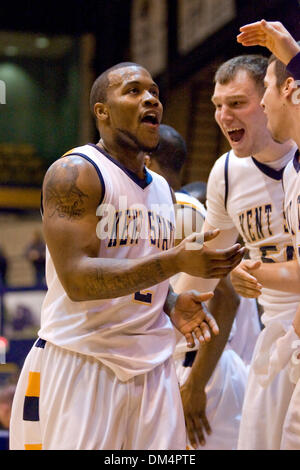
[
  {"x1": 128, "y1": 87, "x2": 139, "y2": 94},
  {"x1": 151, "y1": 88, "x2": 159, "y2": 97}
]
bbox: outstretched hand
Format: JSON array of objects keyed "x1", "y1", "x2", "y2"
[
  {"x1": 178, "y1": 229, "x2": 245, "y2": 279},
  {"x1": 237, "y1": 20, "x2": 300, "y2": 65},
  {"x1": 170, "y1": 290, "x2": 219, "y2": 348},
  {"x1": 230, "y1": 259, "x2": 262, "y2": 298}
]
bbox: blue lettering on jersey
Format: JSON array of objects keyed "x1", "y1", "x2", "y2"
[
  {"x1": 238, "y1": 204, "x2": 273, "y2": 243},
  {"x1": 107, "y1": 209, "x2": 175, "y2": 251}
]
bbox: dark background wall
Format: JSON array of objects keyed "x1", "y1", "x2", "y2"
[{"x1": 0, "y1": 0, "x2": 299, "y2": 184}]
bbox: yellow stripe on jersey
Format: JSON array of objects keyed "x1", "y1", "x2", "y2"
[
  {"x1": 25, "y1": 372, "x2": 40, "y2": 397},
  {"x1": 176, "y1": 200, "x2": 203, "y2": 213},
  {"x1": 25, "y1": 443, "x2": 42, "y2": 450},
  {"x1": 62, "y1": 148, "x2": 76, "y2": 157}
]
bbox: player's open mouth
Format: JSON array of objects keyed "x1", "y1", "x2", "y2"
[
  {"x1": 140, "y1": 113, "x2": 160, "y2": 128},
  {"x1": 227, "y1": 128, "x2": 245, "y2": 143}
]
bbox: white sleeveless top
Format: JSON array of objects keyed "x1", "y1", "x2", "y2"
[
  {"x1": 206, "y1": 148, "x2": 300, "y2": 328},
  {"x1": 283, "y1": 149, "x2": 300, "y2": 265},
  {"x1": 38, "y1": 143, "x2": 176, "y2": 381}
]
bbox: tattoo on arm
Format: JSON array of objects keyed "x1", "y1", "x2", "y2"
[
  {"x1": 44, "y1": 160, "x2": 88, "y2": 220},
  {"x1": 85, "y1": 258, "x2": 168, "y2": 299}
]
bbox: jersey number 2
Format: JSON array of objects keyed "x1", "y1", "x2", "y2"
[{"x1": 133, "y1": 290, "x2": 153, "y2": 304}]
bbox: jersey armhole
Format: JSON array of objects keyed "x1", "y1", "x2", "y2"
[
  {"x1": 224, "y1": 150, "x2": 230, "y2": 211},
  {"x1": 40, "y1": 152, "x2": 106, "y2": 216}
]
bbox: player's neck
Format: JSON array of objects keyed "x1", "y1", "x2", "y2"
[
  {"x1": 97, "y1": 138, "x2": 145, "y2": 179},
  {"x1": 290, "y1": 112, "x2": 300, "y2": 150},
  {"x1": 253, "y1": 139, "x2": 296, "y2": 164}
]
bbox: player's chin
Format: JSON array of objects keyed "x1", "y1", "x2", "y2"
[
  {"x1": 139, "y1": 135, "x2": 160, "y2": 152},
  {"x1": 268, "y1": 124, "x2": 286, "y2": 144}
]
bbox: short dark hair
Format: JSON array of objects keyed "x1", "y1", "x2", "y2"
[
  {"x1": 268, "y1": 41, "x2": 300, "y2": 88},
  {"x1": 214, "y1": 55, "x2": 268, "y2": 95},
  {"x1": 150, "y1": 124, "x2": 187, "y2": 173},
  {"x1": 181, "y1": 181, "x2": 207, "y2": 205},
  {"x1": 89, "y1": 62, "x2": 143, "y2": 114}
]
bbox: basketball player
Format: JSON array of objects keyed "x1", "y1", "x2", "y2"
[
  {"x1": 176, "y1": 54, "x2": 299, "y2": 449},
  {"x1": 234, "y1": 21, "x2": 300, "y2": 449},
  {"x1": 146, "y1": 124, "x2": 259, "y2": 450},
  {"x1": 9, "y1": 62, "x2": 245, "y2": 450},
  {"x1": 231, "y1": 23, "x2": 300, "y2": 299}
]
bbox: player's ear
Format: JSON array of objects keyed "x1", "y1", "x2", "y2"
[
  {"x1": 94, "y1": 102, "x2": 109, "y2": 122},
  {"x1": 282, "y1": 77, "x2": 296, "y2": 100},
  {"x1": 144, "y1": 154, "x2": 151, "y2": 168}
]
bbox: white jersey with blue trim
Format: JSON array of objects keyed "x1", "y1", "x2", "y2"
[
  {"x1": 283, "y1": 149, "x2": 300, "y2": 266},
  {"x1": 38, "y1": 143, "x2": 176, "y2": 382},
  {"x1": 206, "y1": 147, "x2": 300, "y2": 327}
]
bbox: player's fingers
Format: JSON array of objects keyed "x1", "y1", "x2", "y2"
[
  {"x1": 260, "y1": 19, "x2": 284, "y2": 36},
  {"x1": 191, "y1": 291, "x2": 214, "y2": 303},
  {"x1": 207, "y1": 257, "x2": 247, "y2": 276},
  {"x1": 208, "y1": 246, "x2": 245, "y2": 262},
  {"x1": 204, "y1": 314, "x2": 219, "y2": 335},
  {"x1": 186, "y1": 418, "x2": 197, "y2": 450},
  {"x1": 247, "y1": 260, "x2": 262, "y2": 270},
  {"x1": 239, "y1": 20, "x2": 265, "y2": 32},
  {"x1": 193, "y1": 327, "x2": 205, "y2": 344},
  {"x1": 212, "y1": 243, "x2": 242, "y2": 258},
  {"x1": 231, "y1": 270, "x2": 261, "y2": 285},
  {"x1": 193, "y1": 416, "x2": 206, "y2": 447},
  {"x1": 203, "y1": 229, "x2": 220, "y2": 242},
  {"x1": 232, "y1": 278, "x2": 262, "y2": 291},
  {"x1": 233, "y1": 285, "x2": 262, "y2": 298},
  {"x1": 184, "y1": 332, "x2": 195, "y2": 348},
  {"x1": 200, "y1": 413, "x2": 211, "y2": 436},
  {"x1": 199, "y1": 322, "x2": 211, "y2": 342}
]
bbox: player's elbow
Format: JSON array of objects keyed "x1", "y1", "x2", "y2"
[{"x1": 58, "y1": 268, "x2": 87, "y2": 302}]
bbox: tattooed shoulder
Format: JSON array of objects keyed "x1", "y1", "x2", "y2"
[{"x1": 44, "y1": 158, "x2": 89, "y2": 220}]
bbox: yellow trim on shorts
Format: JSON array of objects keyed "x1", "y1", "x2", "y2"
[
  {"x1": 25, "y1": 372, "x2": 40, "y2": 397},
  {"x1": 25, "y1": 443, "x2": 42, "y2": 450}
]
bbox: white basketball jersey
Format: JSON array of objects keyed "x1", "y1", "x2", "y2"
[
  {"x1": 206, "y1": 148, "x2": 300, "y2": 326},
  {"x1": 283, "y1": 149, "x2": 300, "y2": 265},
  {"x1": 39, "y1": 144, "x2": 176, "y2": 381}
]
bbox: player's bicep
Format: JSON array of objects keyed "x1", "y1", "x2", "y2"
[{"x1": 42, "y1": 156, "x2": 102, "y2": 285}]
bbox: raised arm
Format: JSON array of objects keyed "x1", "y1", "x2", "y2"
[
  {"x1": 237, "y1": 20, "x2": 300, "y2": 65},
  {"x1": 43, "y1": 156, "x2": 245, "y2": 302}
]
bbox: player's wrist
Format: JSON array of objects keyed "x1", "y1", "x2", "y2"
[{"x1": 185, "y1": 373, "x2": 207, "y2": 392}]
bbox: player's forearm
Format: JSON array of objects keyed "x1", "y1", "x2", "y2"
[
  {"x1": 63, "y1": 248, "x2": 179, "y2": 301},
  {"x1": 253, "y1": 260, "x2": 300, "y2": 293}
]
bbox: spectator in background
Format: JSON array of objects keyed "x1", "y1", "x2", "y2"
[
  {"x1": 0, "y1": 384, "x2": 15, "y2": 430},
  {"x1": 181, "y1": 181, "x2": 207, "y2": 208},
  {"x1": 0, "y1": 246, "x2": 8, "y2": 288},
  {"x1": 25, "y1": 231, "x2": 46, "y2": 287}
]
